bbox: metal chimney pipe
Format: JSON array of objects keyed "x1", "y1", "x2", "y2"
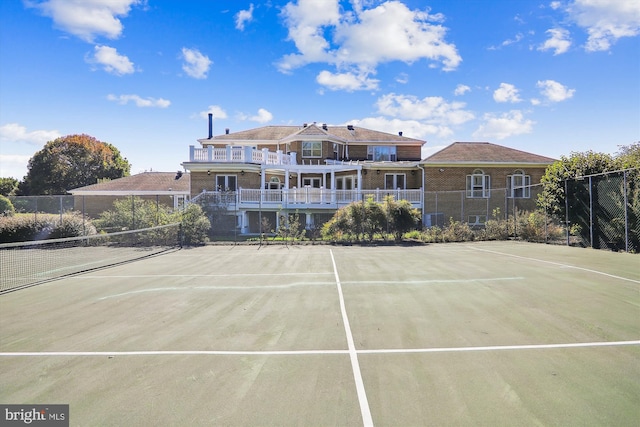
[{"x1": 208, "y1": 113, "x2": 213, "y2": 139}]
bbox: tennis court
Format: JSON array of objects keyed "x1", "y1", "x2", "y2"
[{"x1": 1, "y1": 241, "x2": 639, "y2": 426}]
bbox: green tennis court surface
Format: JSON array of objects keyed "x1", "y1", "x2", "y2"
[{"x1": 1, "y1": 242, "x2": 639, "y2": 426}]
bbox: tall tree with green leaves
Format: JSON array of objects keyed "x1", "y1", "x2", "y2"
[
  {"x1": 0, "y1": 177, "x2": 19, "y2": 196},
  {"x1": 537, "y1": 145, "x2": 639, "y2": 249},
  {"x1": 537, "y1": 150, "x2": 616, "y2": 219},
  {"x1": 19, "y1": 134, "x2": 130, "y2": 195}
]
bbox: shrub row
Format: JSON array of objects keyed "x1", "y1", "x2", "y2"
[
  {"x1": 413, "y1": 209, "x2": 564, "y2": 244},
  {"x1": 0, "y1": 212, "x2": 96, "y2": 243}
]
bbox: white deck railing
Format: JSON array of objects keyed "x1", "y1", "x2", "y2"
[
  {"x1": 193, "y1": 188, "x2": 422, "y2": 208},
  {"x1": 189, "y1": 145, "x2": 296, "y2": 165}
]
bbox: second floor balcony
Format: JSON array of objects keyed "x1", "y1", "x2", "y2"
[
  {"x1": 189, "y1": 145, "x2": 296, "y2": 165},
  {"x1": 191, "y1": 188, "x2": 423, "y2": 210}
]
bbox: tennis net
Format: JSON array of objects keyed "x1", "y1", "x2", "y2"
[{"x1": 0, "y1": 223, "x2": 181, "y2": 293}]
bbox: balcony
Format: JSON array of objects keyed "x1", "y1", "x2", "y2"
[
  {"x1": 189, "y1": 145, "x2": 296, "y2": 165},
  {"x1": 192, "y1": 188, "x2": 423, "y2": 210}
]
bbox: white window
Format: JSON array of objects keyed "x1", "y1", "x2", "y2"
[
  {"x1": 302, "y1": 141, "x2": 322, "y2": 158},
  {"x1": 385, "y1": 173, "x2": 406, "y2": 189},
  {"x1": 216, "y1": 175, "x2": 237, "y2": 191},
  {"x1": 302, "y1": 177, "x2": 321, "y2": 188},
  {"x1": 368, "y1": 146, "x2": 397, "y2": 161},
  {"x1": 268, "y1": 176, "x2": 281, "y2": 190},
  {"x1": 336, "y1": 176, "x2": 356, "y2": 190},
  {"x1": 466, "y1": 169, "x2": 490, "y2": 198},
  {"x1": 508, "y1": 170, "x2": 531, "y2": 198}
]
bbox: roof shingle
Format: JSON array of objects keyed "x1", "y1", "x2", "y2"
[
  {"x1": 423, "y1": 142, "x2": 556, "y2": 164},
  {"x1": 69, "y1": 172, "x2": 189, "y2": 194}
]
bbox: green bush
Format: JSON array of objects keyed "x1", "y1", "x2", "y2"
[
  {"x1": 94, "y1": 197, "x2": 173, "y2": 232},
  {"x1": 441, "y1": 218, "x2": 475, "y2": 242},
  {"x1": 177, "y1": 203, "x2": 211, "y2": 245},
  {"x1": 0, "y1": 212, "x2": 96, "y2": 243},
  {"x1": 0, "y1": 195, "x2": 15, "y2": 216}
]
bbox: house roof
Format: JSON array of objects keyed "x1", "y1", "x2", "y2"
[
  {"x1": 68, "y1": 172, "x2": 190, "y2": 195},
  {"x1": 422, "y1": 142, "x2": 556, "y2": 165},
  {"x1": 200, "y1": 123, "x2": 424, "y2": 146}
]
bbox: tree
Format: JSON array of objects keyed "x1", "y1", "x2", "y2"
[
  {"x1": 0, "y1": 178, "x2": 19, "y2": 196},
  {"x1": 615, "y1": 142, "x2": 640, "y2": 169},
  {"x1": 93, "y1": 197, "x2": 171, "y2": 232},
  {"x1": 19, "y1": 134, "x2": 130, "y2": 195},
  {"x1": 0, "y1": 195, "x2": 15, "y2": 216},
  {"x1": 537, "y1": 146, "x2": 639, "y2": 249},
  {"x1": 537, "y1": 150, "x2": 616, "y2": 219}
]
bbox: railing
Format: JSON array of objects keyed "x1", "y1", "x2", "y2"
[
  {"x1": 189, "y1": 145, "x2": 296, "y2": 165},
  {"x1": 195, "y1": 188, "x2": 423, "y2": 208}
]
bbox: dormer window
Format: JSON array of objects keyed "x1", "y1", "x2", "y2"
[
  {"x1": 302, "y1": 141, "x2": 322, "y2": 158},
  {"x1": 367, "y1": 146, "x2": 396, "y2": 161}
]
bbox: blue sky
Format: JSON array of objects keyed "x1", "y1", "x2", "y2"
[{"x1": 1, "y1": 0, "x2": 638, "y2": 180}]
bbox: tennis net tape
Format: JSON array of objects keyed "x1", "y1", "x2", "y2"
[{"x1": 0, "y1": 223, "x2": 181, "y2": 293}]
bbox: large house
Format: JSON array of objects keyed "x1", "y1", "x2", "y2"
[{"x1": 181, "y1": 116, "x2": 556, "y2": 234}]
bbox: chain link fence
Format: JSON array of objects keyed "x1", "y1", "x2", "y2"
[
  {"x1": 565, "y1": 169, "x2": 639, "y2": 252},
  {"x1": 6, "y1": 194, "x2": 182, "y2": 233}
]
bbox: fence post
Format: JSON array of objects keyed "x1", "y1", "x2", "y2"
[
  {"x1": 588, "y1": 176, "x2": 593, "y2": 248},
  {"x1": 564, "y1": 179, "x2": 570, "y2": 246},
  {"x1": 624, "y1": 170, "x2": 629, "y2": 253}
]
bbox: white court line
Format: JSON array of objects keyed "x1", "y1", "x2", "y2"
[
  {"x1": 98, "y1": 278, "x2": 524, "y2": 300},
  {"x1": 98, "y1": 282, "x2": 337, "y2": 300},
  {"x1": 75, "y1": 272, "x2": 334, "y2": 279},
  {"x1": 341, "y1": 277, "x2": 524, "y2": 285},
  {"x1": 330, "y1": 249, "x2": 374, "y2": 427},
  {"x1": 469, "y1": 246, "x2": 640, "y2": 285},
  {"x1": 358, "y1": 340, "x2": 640, "y2": 354},
  {"x1": 2, "y1": 340, "x2": 638, "y2": 357}
]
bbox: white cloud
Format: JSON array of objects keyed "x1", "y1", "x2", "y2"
[
  {"x1": 566, "y1": 0, "x2": 640, "y2": 52},
  {"x1": 348, "y1": 116, "x2": 449, "y2": 140},
  {"x1": 502, "y1": 33, "x2": 524, "y2": 47},
  {"x1": 26, "y1": 0, "x2": 143, "y2": 42},
  {"x1": 493, "y1": 83, "x2": 522, "y2": 103},
  {"x1": 316, "y1": 69, "x2": 379, "y2": 91},
  {"x1": 538, "y1": 28, "x2": 572, "y2": 55},
  {"x1": 107, "y1": 94, "x2": 170, "y2": 108},
  {"x1": 277, "y1": 0, "x2": 461, "y2": 87},
  {"x1": 550, "y1": 1, "x2": 562, "y2": 10},
  {"x1": 181, "y1": 47, "x2": 212, "y2": 79},
  {"x1": 199, "y1": 105, "x2": 228, "y2": 120},
  {"x1": 250, "y1": 108, "x2": 274, "y2": 123},
  {"x1": 87, "y1": 45, "x2": 135, "y2": 75},
  {"x1": 332, "y1": 2, "x2": 461, "y2": 70},
  {"x1": 395, "y1": 73, "x2": 409, "y2": 84},
  {"x1": 0, "y1": 123, "x2": 61, "y2": 145},
  {"x1": 376, "y1": 93, "x2": 475, "y2": 126},
  {"x1": 454, "y1": 84, "x2": 471, "y2": 96},
  {"x1": 0, "y1": 154, "x2": 33, "y2": 179},
  {"x1": 473, "y1": 110, "x2": 534, "y2": 140},
  {"x1": 536, "y1": 79, "x2": 576, "y2": 102},
  {"x1": 237, "y1": 108, "x2": 274, "y2": 124},
  {"x1": 235, "y1": 4, "x2": 255, "y2": 31},
  {"x1": 0, "y1": 123, "x2": 61, "y2": 178}
]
